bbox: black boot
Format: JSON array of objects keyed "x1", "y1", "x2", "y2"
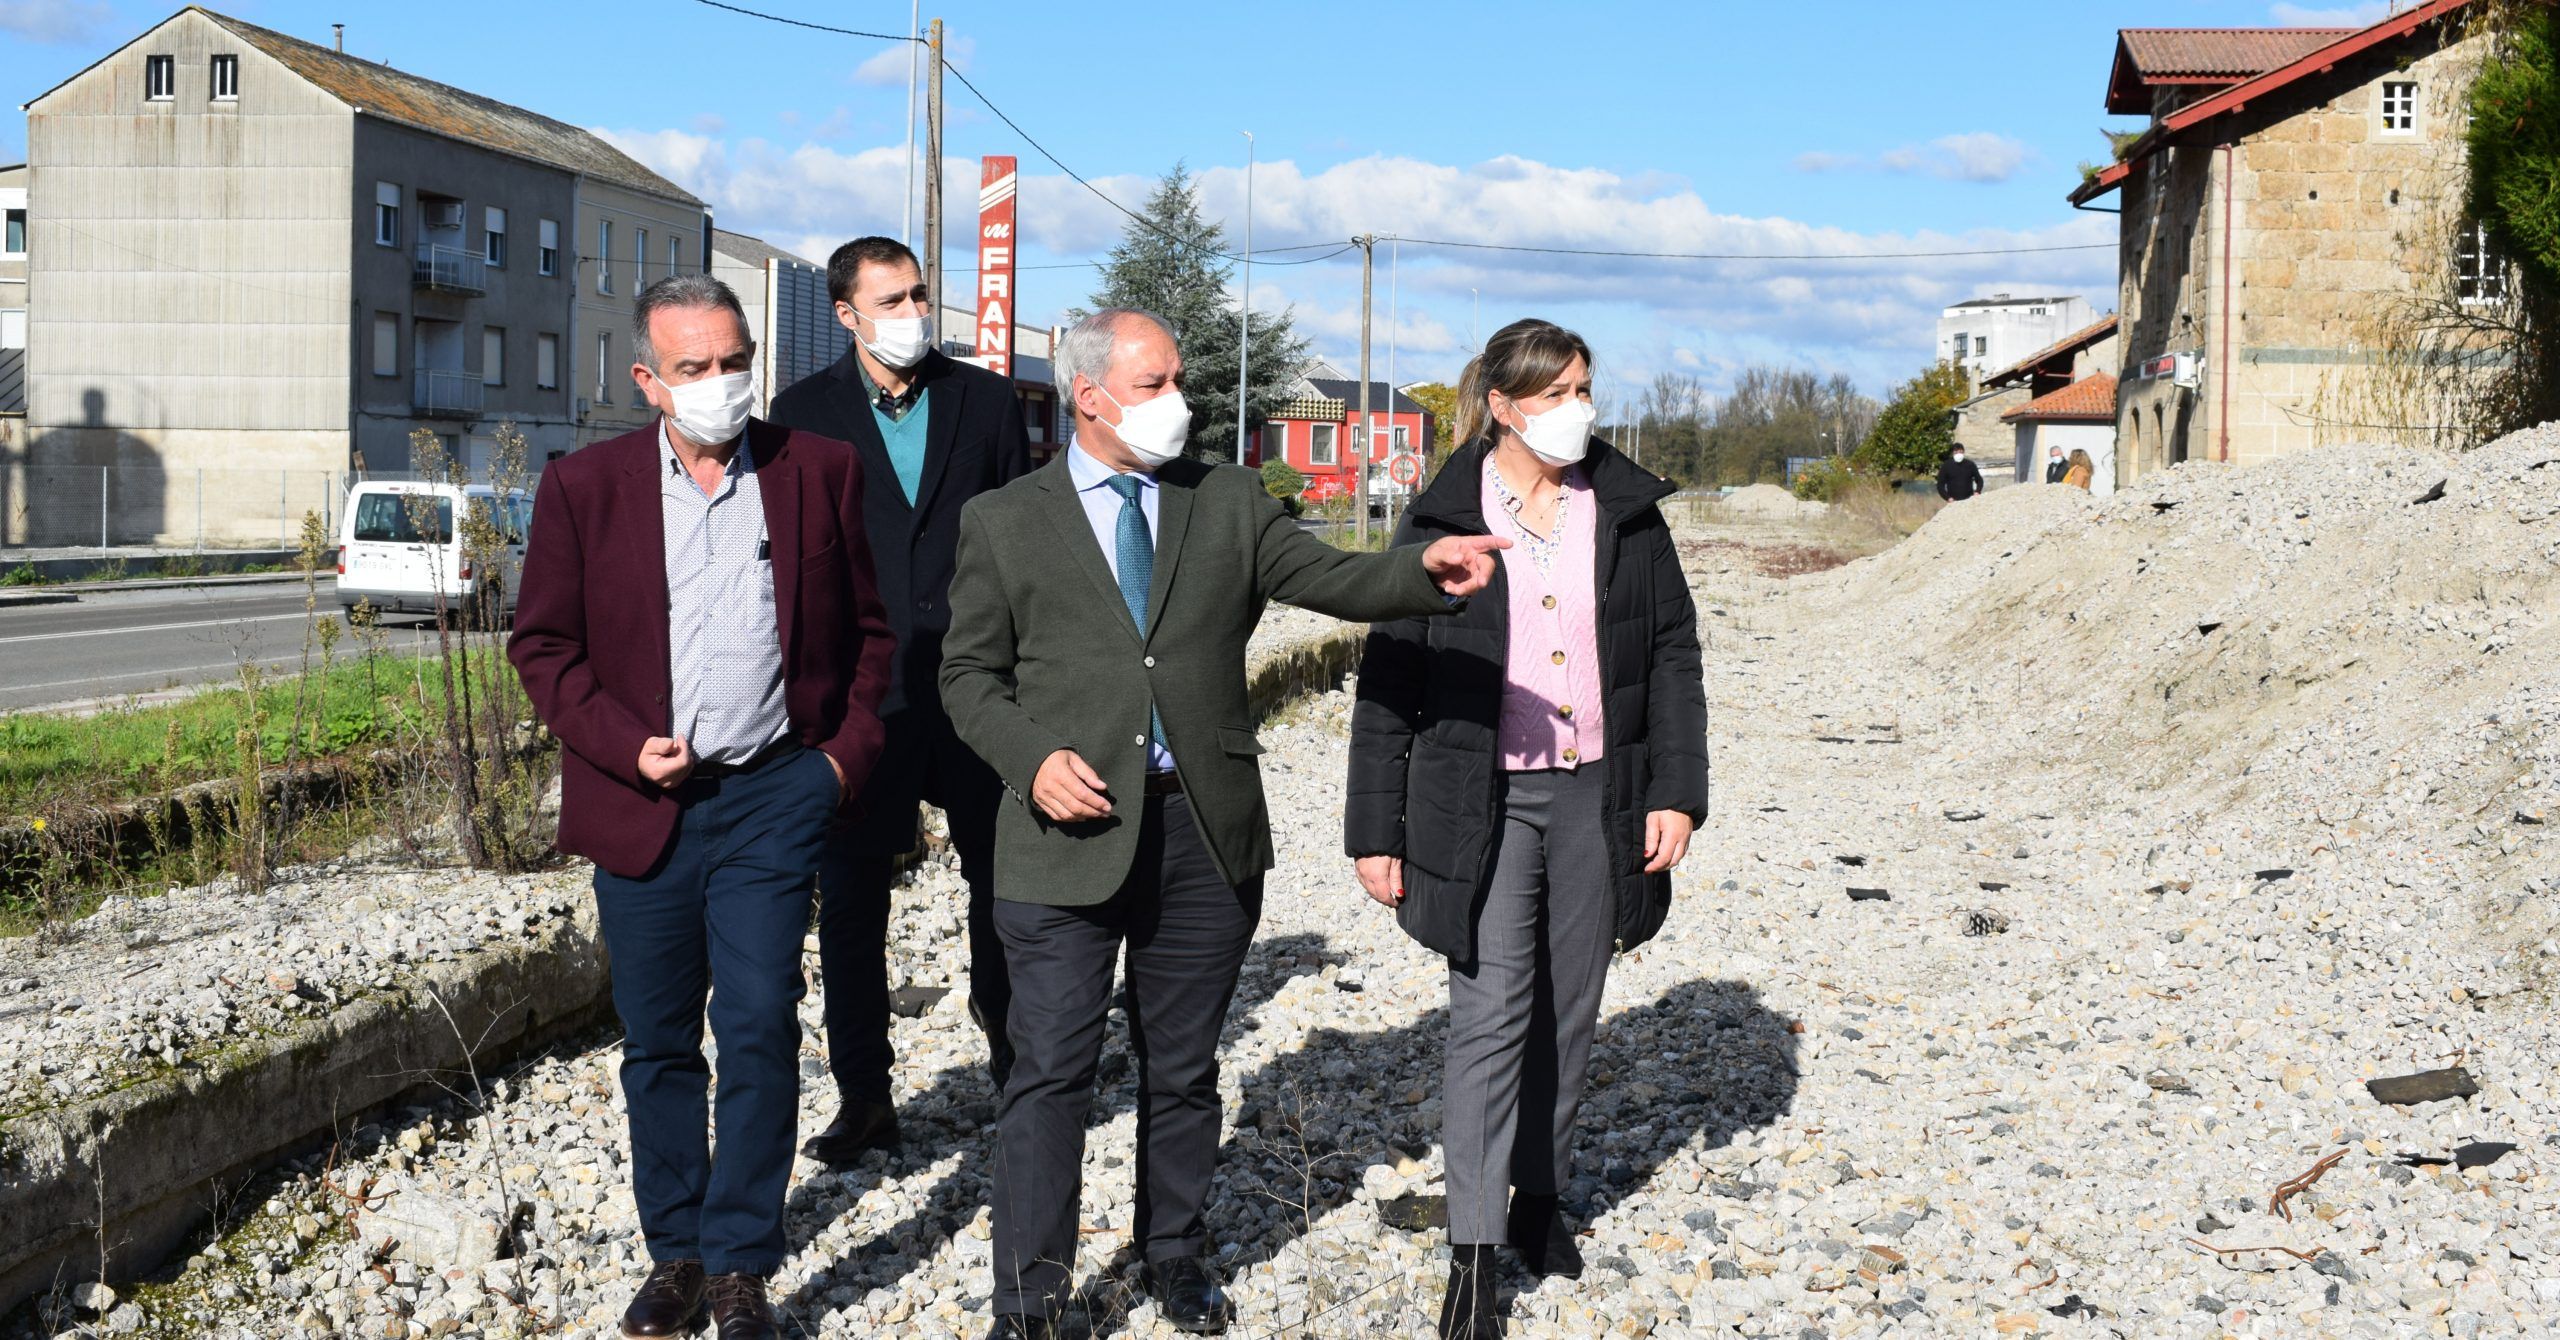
[
  {"x1": 1506, "y1": 1193, "x2": 1584, "y2": 1279},
  {"x1": 1437, "y1": 1244, "x2": 1502, "y2": 1340}
]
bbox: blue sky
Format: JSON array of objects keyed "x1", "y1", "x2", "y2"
[{"x1": 2, "y1": 0, "x2": 2400, "y2": 400}]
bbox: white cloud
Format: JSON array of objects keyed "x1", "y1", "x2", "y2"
[
  {"x1": 1797, "y1": 133, "x2": 2033, "y2": 184},
  {"x1": 849, "y1": 33, "x2": 970, "y2": 85},
  {"x1": 2269, "y1": 2, "x2": 2388, "y2": 24},
  {"x1": 0, "y1": 0, "x2": 114, "y2": 42},
  {"x1": 602, "y1": 128, "x2": 2113, "y2": 395}
]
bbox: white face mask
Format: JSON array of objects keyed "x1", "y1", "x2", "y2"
[
  {"x1": 664, "y1": 370, "x2": 754, "y2": 446},
  {"x1": 858, "y1": 312, "x2": 932, "y2": 369},
  {"x1": 1504, "y1": 396, "x2": 1596, "y2": 467},
  {"x1": 1093, "y1": 381, "x2": 1192, "y2": 467},
  {"x1": 1953, "y1": 452, "x2": 1967, "y2": 463}
]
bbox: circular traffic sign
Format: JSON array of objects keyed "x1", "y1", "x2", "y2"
[{"x1": 1387, "y1": 453, "x2": 1423, "y2": 487}]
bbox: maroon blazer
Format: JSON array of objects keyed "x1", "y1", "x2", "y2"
[{"x1": 509, "y1": 418, "x2": 894, "y2": 878}]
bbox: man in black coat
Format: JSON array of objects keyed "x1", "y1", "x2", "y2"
[
  {"x1": 2043, "y1": 445, "x2": 2068, "y2": 484},
  {"x1": 1936, "y1": 447, "x2": 1986, "y2": 502},
  {"x1": 767, "y1": 236, "x2": 1034, "y2": 1163}
]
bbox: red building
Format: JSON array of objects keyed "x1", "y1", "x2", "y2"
[{"x1": 1247, "y1": 373, "x2": 1435, "y2": 503}]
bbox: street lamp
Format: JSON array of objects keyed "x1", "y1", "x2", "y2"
[{"x1": 1236, "y1": 130, "x2": 1254, "y2": 464}]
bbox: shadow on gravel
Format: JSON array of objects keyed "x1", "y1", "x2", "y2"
[
  {"x1": 1065, "y1": 976, "x2": 1800, "y2": 1339},
  {"x1": 773, "y1": 931, "x2": 1347, "y2": 1335}
]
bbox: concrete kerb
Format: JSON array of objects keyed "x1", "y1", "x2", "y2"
[
  {"x1": 0, "y1": 571, "x2": 316, "y2": 609},
  {"x1": 0, "y1": 620, "x2": 1372, "y2": 1317}
]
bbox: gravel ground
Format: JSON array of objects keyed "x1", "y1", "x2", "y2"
[{"x1": 13, "y1": 442, "x2": 2560, "y2": 1338}]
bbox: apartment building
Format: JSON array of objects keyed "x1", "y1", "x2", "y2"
[{"x1": 14, "y1": 6, "x2": 706, "y2": 544}]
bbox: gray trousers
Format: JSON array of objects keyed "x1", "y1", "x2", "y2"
[{"x1": 1443, "y1": 766, "x2": 1614, "y2": 1244}]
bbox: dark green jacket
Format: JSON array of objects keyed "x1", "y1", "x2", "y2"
[{"x1": 941, "y1": 452, "x2": 1450, "y2": 905}]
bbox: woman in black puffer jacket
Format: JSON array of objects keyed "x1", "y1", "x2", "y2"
[{"x1": 1346, "y1": 318, "x2": 1709, "y2": 1339}]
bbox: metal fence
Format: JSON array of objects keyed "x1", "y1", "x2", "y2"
[{"x1": 3, "y1": 467, "x2": 357, "y2": 550}]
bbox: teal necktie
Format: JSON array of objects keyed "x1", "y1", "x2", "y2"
[{"x1": 1105, "y1": 475, "x2": 1168, "y2": 756}]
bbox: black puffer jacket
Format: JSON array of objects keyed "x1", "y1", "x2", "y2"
[{"x1": 1346, "y1": 438, "x2": 1709, "y2": 965}]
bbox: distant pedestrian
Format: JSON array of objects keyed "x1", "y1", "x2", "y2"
[
  {"x1": 2063, "y1": 448, "x2": 2095, "y2": 491},
  {"x1": 1347, "y1": 318, "x2": 1708, "y2": 1340},
  {"x1": 1936, "y1": 447, "x2": 1985, "y2": 502},
  {"x1": 2044, "y1": 446, "x2": 2068, "y2": 484}
]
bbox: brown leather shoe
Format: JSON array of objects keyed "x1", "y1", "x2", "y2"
[
  {"x1": 621, "y1": 1259, "x2": 704, "y2": 1337},
  {"x1": 705, "y1": 1272, "x2": 779, "y2": 1339}
]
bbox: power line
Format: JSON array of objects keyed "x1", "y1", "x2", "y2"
[
  {"x1": 1395, "y1": 237, "x2": 2114, "y2": 261},
  {"x1": 689, "y1": 0, "x2": 914, "y2": 43}
]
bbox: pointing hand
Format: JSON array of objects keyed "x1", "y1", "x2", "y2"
[{"x1": 1420, "y1": 533, "x2": 1512, "y2": 597}]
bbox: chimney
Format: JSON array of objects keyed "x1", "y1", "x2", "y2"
[{"x1": 332, "y1": 24, "x2": 344, "y2": 52}]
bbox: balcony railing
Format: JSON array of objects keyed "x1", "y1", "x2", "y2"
[
  {"x1": 413, "y1": 369, "x2": 484, "y2": 419},
  {"x1": 412, "y1": 244, "x2": 486, "y2": 295}
]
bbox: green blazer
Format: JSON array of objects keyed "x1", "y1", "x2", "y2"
[{"x1": 941, "y1": 452, "x2": 1450, "y2": 906}]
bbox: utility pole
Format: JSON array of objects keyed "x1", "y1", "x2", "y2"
[
  {"x1": 1236, "y1": 130, "x2": 1254, "y2": 464},
  {"x1": 902, "y1": 0, "x2": 918, "y2": 246},
  {"x1": 923, "y1": 18, "x2": 945, "y2": 339},
  {"x1": 1356, "y1": 234, "x2": 1375, "y2": 548}
]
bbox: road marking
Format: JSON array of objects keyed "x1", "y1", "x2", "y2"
[{"x1": 0, "y1": 611, "x2": 311, "y2": 645}]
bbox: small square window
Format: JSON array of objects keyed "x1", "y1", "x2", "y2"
[
  {"x1": 211, "y1": 54, "x2": 238, "y2": 100},
  {"x1": 1310, "y1": 423, "x2": 1338, "y2": 467},
  {"x1": 2381, "y1": 80, "x2": 2418, "y2": 134},
  {"x1": 145, "y1": 55, "x2": 174, "y2": 101}
]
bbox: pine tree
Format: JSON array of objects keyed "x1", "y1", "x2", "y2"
[{"x1": 1081, "y1": 164, "x2": 1307, "y2": 462}]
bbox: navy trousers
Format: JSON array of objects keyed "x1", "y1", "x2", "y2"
[
  {"x1": 593, "y1": 745, "x2": 837, "y2": 1277},
  {"x1": 815, "y1": 709, "x2": 1009, "y2": 1101},
  {"x1": 988, "y1": 793, "x2": 1263, "y2": 1319}
]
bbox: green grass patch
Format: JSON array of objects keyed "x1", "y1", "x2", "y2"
[{"x1": 0, "y1": 650, "x2": 487, "y2": 816}]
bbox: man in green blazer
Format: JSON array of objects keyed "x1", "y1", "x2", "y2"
[{"x1": 942, "y1": 309, "x2": 1504, "y2": 1339}]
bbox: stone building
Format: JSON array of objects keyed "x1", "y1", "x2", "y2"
[
  {"x1": 2070, "y1": 1, "x2": 2498, "y2": 488},
  {"x1": 13, "y1": 6, "x2": 707, "y2": 546},
  {"x1": 1964, "y1": 315, "x2": 2121, "y2": 485}
]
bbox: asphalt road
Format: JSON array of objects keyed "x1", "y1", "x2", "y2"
[{"x1": 0, "y1": 582, "x2": 449, "y2": 714}]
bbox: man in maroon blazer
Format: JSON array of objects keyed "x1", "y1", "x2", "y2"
[{"x1": 510, "y1": 274, "x2": 891, "y2": 1340}]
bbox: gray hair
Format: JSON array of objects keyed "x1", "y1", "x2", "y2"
[
  {"x1": 1053, "y1": 308, "x2": 1178, "y2": 410},
  {"x1": 632, "y1": 274, "x2": 750, "y2": 373}
]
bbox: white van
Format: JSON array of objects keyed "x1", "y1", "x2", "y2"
[{"x1": 336, "y1": 481, "x2": 532, "y2": 622}]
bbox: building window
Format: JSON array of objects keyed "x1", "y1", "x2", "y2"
[
  {"x1": 145, "y1": 55, "x2": 174, "y2": 101},
  {"x1": 1392, "y1": 425, "x2": 1411, "y2": 454},
  {"x1": 0, "y1": 311, "x2": 24, "y2": 350},
  {"x1": 2381, "y1": 80, "x2": 2418, "y2": 134},
  {"x1": 1262, "y1": 422, "x2": 1288, "y2": 461},
  {"x1": 668, "y1": 234, "x2": 682, "y2": 279},
  {"x1": 1952, "y1": 332, "x2": 1969, "y2": 361},
  {"x1": 484, "y1": 207, "x2": 507, "y2": 267},
  {"x1": 2457, "y1": 221, "x2": 2508, "y2": 304},
  {"x1": 1974, "y1": 336, "x2": 1988, "y2": 356},
  {"x1": 2029, "y1": 305, "x2": 2046, "y2": 316},
  {"x1": 537, "y1": 218, "x2": 559, "y2": 276},
  {"x1": 536, "y1": 333, "x2": 559, "y2": 390},
  {"x1": 373, "y1": 313, "x2": 399, "y2": 378},
  {"x1": 596, "y1": 331, "x2": 612, "y2": 402},
  {"x1": 636, "y1": 227, "x2": 649, "y2": 289},
  {"x1": 210, "y1": 54, "x2": 238, "y2": 100},
  {"x1": 2, "y1": 209, "x2": 23, "y2": 258},
  {"x1": 374, "y1": 181, "x2": 400, "y2": 248},
  {"x1": 1310, "y1": 422, "x2": 1338, "y2": 467},
  {"x1": 597, "y1": 220, "x2": 614, "y2": 294},
  {"x1": 482, "y1": 327, "x2": 505, "y2": 387}
]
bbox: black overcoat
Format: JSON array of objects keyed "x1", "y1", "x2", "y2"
[{"x1": 1345, "y1": 438, "x2": 1709, "y2": 965}]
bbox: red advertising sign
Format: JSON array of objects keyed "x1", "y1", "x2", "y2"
[{"x1": 977, "y1": 156, "x2": 1018, "y2": 378}]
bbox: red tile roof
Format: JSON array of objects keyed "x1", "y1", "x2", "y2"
[
  {"x1": 1981, "y1": 315, "x2": 2121, "y2": 390},
  {"x1": 2109, "y1": 28, "x2": 2356, "y2": 112},
  {"x1": 2002, "y1": 373, "x2": 2117, "y2": 424},
  {"x1": 2074, "y1": 0, "x2": 2477, "y2": 205}
]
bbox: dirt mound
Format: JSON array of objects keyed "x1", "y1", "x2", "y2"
[
  {"x1": 1721, "y1": 483, "x2": 1827, "y2": 519},
  {"x1": 1808, "y1": 426, "x2": 2560, "y2": 826}
]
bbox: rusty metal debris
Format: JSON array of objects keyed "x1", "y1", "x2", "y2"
[
  {"x1": 2187, "y1": 1237, "x2": 2320, "y2": 1263},
  {"x1": 2269, "y1": 1148, "x2": 2348, "y2": 1222}
]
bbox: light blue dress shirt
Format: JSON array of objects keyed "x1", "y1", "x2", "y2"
[{"x1": 1065, "y1": 444, "x2": 1174, "y2": 772}]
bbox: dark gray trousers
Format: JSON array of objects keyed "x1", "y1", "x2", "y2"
[
  {"x1": 989, "y1": 793, "x2": 1263, "y2": 1319},
  {"x1": 1444, "y1": 766, "x2": 1614, "y2": 1244}
]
